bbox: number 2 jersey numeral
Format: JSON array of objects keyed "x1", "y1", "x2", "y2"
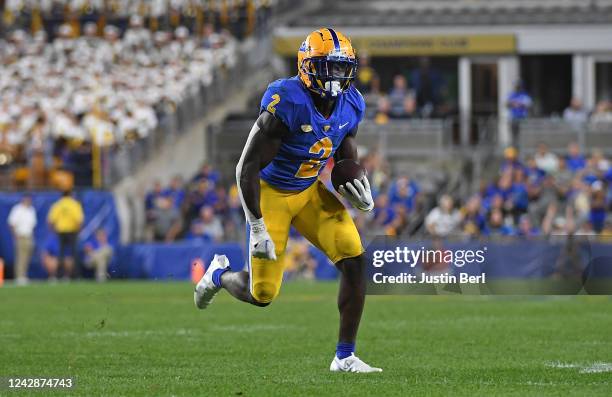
[
  {"x1": 295, "y1": 137, "x2": 333, "y2": 178},
  {"x1": 266, "y1": 94, "x2": 280, "y2": 115}
]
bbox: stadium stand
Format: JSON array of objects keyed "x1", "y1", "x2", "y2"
[
  {"x1": 0, "y1": 23, "x2": 239, "y2": 188},
  {"x1": 0, "y1": 0, "x2": 283, "y2": 190},
  {"x1": 0, "y1": 0, "x2": 304, "y2": 280},
  {"x1": 285, "y1": 0, "x2": 612, "y2": 27},
  {"x1": 0, "y1": 0, "x2": 276, "y2": 39},
  {"x1": 2, "y1": 0, "x2": 612, "y2": 283}
]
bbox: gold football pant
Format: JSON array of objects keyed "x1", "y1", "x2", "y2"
[{"x1": 248, "y1": 179, "x2": 363, "y2": 303}]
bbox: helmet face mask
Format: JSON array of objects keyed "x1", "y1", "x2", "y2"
[
  {"x1": 298, "y1": 28, "x2": 357, "y2": 99},
  {"x1": 301, "y1": 56, "x2": 357, "y2": 97}
]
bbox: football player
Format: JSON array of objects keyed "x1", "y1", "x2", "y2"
[{"x1": 195, "y1": 28, "x2": 381, "y2": 373}]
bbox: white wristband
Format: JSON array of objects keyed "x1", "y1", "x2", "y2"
[{"x1": 250, "y1": 218, "x2": 267, "y2": 235}]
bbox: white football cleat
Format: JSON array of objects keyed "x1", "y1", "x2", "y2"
[
  {"x1": 194, "y1": 254, "x2": 230, "y2": 309},
  {"x1": 330, "y1": 354, "x2": 382, "y2": 373}
]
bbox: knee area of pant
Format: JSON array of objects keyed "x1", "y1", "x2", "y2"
[{"x1": 251, "y1": 281, "x2": 279, "y2": 304}]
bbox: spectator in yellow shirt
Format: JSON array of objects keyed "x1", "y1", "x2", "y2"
[{"x1": 47, "y1": 190, "x2": 84, "y2": 279}]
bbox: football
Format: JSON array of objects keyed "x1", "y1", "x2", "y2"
[{"x1": 331, "y1": 159, "x2": 366, "y2": 192}]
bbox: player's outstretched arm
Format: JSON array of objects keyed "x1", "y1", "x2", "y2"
[
  {"x1": 335, "y1": 132, "x2": 374, "y2": 212},
  {"x1": 236, "y1": 111, "x2": 288, "y2": 259}
]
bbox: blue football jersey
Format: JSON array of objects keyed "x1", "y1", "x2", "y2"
[{"x1": 259, "y1": 76, "x2": 365, "y2": 191}]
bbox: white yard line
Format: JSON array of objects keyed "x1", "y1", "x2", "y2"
[
  {"x1": 579, "y1": 363, "x2": 612, "y2": 374},
  {"x1": 546, "y1": 361, "x2": 612, "y2": 373},
  {"x1": 56, "y1": 324, "x2": 296, "y2": 337},
  {"x1": 210, "y1": 324, "x2": 297, "y2": 332},
  {"x1": 60, "y1": 328, "x2": 200, "y2": 338},
  {"x1": 546, "y1": 361, "x2": 581, "y2": 369}
]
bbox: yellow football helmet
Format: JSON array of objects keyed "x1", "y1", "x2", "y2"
[{"x1": 298, "y1": 28, "x2": 357, "y2": 98}]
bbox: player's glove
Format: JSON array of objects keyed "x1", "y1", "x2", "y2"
[
  {"x1": 339, "y1": 176, "x2": 374, "y2": 212},
  {"x1": 249, "y1": 218, "x2": 277, "y2": 260}
]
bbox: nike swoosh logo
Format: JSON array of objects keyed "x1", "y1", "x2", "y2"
[{"x1": 339, "y1": 122, "x2": 349, "y2": 129}]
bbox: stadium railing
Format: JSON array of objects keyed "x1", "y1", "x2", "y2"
[
  {"x1": 517, "y1": 118, "x2": 612, "y2": 155},
  {"x1": 295, "y1": 0, "x2": 611, "y2": 28},
  {"x1": 358, "y1": 119, "x2": 452, "y2": 158},
  {"x1": 207, "y1": 117, "x2": 453, "y2": 181}
]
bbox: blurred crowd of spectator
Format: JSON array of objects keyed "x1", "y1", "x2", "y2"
[
  {"x1": 147, "y1": 144, "x2": 612, "y2": 245},
  {"x1": 354, "y1": 56, "x2": 612, "y2": 131},
  {"x1": 144, "y1": 153, "x2": 421, "y2": 278},
  {"x1": 563, "y1": 97, "x2": 612, "y2": 128},
  {"x1": 425, "y1": 142, "x2": 612, "y2": 239},
  {"x1": 145, "y1": 163, "x2": 240, "y2": 243},
  {"x1": 355, "y1": 56, "x2": 456, "y2": 121},
  {"x1": 507, "y1": 81, "x2": 612, "y2": 137},
  {"x1": 1, "y1": 0, "x2": 273, "y2": 40},
  {"x1": 145, "y1": 162, "x2": 324, "y2": 279},
  {"x1": 145, "y1": 156, "x2": 420, "y2": 244},
  {"x1": 0, "y1": 0, "x2": 279, "y2": 190},
  {"x1": 0, "y1": 11, "x2": 241, "y2": 189},
  {"x1": 345, "y1": 151, "x2": 421, "y2": 237}
]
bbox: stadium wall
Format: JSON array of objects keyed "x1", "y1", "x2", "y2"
[
  {"x1": 0, "y1": 190, "x2": 120, "y2": 279},
  {"x1": 2, "y1": 190, "x2": 611, "y2": 281}
]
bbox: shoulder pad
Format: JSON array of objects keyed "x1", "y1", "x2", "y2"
[
  {"x1": 345, "y1": 86, "x2": 366, "y2": 123},
  {"x1": 260, "y1": 78, "x2": 308, "y2": 130}
]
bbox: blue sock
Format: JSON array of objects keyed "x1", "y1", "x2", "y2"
[
  {"x1": 212, "y1": 268, "x2": 229, "y2": 288},
  {"x1": 336, "y1": 342, "x2": 355, "y2": 359}
]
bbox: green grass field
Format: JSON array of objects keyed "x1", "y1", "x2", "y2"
[{"x1": 1, "y1": 281, "x2": 611, "y2": 396}]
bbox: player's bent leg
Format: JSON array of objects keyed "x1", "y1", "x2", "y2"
[
  {"x1": 220, "y1": 241, "x2": 287, "y2": 307},
  {"x1": 251, "y1": 281, "x2": 279, "y2": 304},
  {"x1": 248, "y1": 254, "x2": 285, "y2": 304},
  {"x1": 194, "y1": 255, "x2": 272, "y2": 308},
  {"x1": 203, "y1": 262, "x2": 282, "y2": 307},
  {"x1": 195, "y1": 180, "x2": 291, "y2": 309},
  {"x1": 216, "y1": 255, "x2": 283, "y2": 307},
  {"x1": 226, "y1": 179, "x2": 290, "y2": 306},
  {"x1": 194, "y1": 254, "x2": 231, "y2": 309},
  {"x1": 221, "y1": 271, "x2": 271, "y2": 307},
  {"x1": 194, "y1": 253, "x2": 285, "y2": 309},
  {"x1": 217, "y1": 269, "x2": 279, "y2": 307}
]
